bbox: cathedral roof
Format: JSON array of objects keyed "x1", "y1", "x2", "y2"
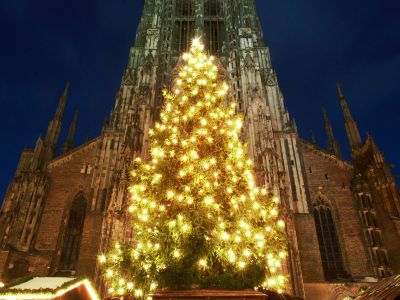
[{"x1": 300, "y1": 139, "x2": 353, "y2": 170}]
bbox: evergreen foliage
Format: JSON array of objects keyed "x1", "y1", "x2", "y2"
[{"x1": 100, "y1": 38, "x2": 287, "y2": 298}]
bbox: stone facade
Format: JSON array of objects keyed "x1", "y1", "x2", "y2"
[{"x1": 0, "y1": 1, "x2": 399, "y2": 300}]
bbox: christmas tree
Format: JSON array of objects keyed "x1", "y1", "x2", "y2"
[{"x1": 99, "y1": 38, "x2": 287, "y2": 298}]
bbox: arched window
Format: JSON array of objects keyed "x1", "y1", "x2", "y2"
[
  {"x1": 204, "y1": 0, "x2": 224, "y2": 55},
  {"x1": 204, "y1": 0, "x2": 221, "y2": 16},
  {"x1": 59, "y1": 194, "x2": 87, "y2": 271},
  {"x1": 176, "y1": 0, "x2": 195, "y2": 17},
  {"x1": 313, "y1": 197, "x2": 346, "y2": 281},
  {"x1": 174, "y1": 0, "x2": 195, "y2": 53}
]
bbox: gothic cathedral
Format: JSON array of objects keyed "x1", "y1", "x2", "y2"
[{"x1": 1, "y1": 1, "x2": 399, "y2": 299}]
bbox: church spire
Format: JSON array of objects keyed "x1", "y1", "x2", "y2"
[
  {"x1": 310, "y1": 130, "x2": 317, "y2": 145},
  {"x1": 322, "y1": 108, "x2": 342, "y2": 158},
  {"x1": 44, "y1": 82, "x2": 69, "y2": 160},
  {"x1": 337, "y1": 83, "x2": 363, "y2": 150},
  {"x1": 61, "y1": 110, "x2": 78, "y2": 154},
  {"x1": 55, "y1": 82, "x2": 69, "y2": 119}
]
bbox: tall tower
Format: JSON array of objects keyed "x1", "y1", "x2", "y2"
[
  {"x1": 0, "y1": 84, "x2": 68, "y2": 252},
  {"x1": 3, "y1": 3, "x2": 399, "y2": 297},
  {"x1": 99, "y1": 1, "x2": 308, "y2": 297}
]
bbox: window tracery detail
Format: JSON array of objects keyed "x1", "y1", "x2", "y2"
[
  {"x1": 59, "y1": 194, "x2": 87, "y2": 271},
  {"x1": 313, "y1": 197, "x2": 347, "y2": 281}
]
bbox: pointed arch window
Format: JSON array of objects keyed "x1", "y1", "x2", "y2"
[
  {"x1": 176, "y1": 0, "x2": 195, "y2": 17},
  {"x1": 204, "y1": 0, "x2": 221, "y2": 16},
  {"x1": 59, "y1": 194, "x2": 87, "y2": 271},
  {"x1": 174, "y1": 0, "x2": 195, "y2": 53},
  {"x1": 313, "y1": 197, "x2": 347, "y2": 281},
  {"x1": 204, "y1": 0, "x2": 224, "y2": 55}
]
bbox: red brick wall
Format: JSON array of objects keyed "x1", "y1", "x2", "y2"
[
  {"x1": 294, "y1": 214, "x2": 325, "y2": 282},
  {"x1": 33, "y1": 140, "x2": 100, "y2": 276},
  {"x1": 300, "y1": 142, "x2": 374, "y2": 279},
  {"x1": 76, "y1": 213, "x2": 104, "y2": 277}
]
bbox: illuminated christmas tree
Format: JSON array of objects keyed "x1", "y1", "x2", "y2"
[{"x1": 99, "y1": 38, "x2": 287, "y2": 298}]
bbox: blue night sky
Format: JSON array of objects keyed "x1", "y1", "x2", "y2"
[{"x1": 0, "y1": 0, "x2": 399, "y2": 200}]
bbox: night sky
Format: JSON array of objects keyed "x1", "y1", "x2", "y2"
[{"x1": 1, "y1": 0, "x2": 399, "y2": 201}]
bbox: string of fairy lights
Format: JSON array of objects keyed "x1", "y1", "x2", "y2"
[
  {"x1": 0, "y1": 279, "x2": 99, "y2": 300},
  {"x1": 99, "y1": 38, "x2": 288, "y2": 298}
]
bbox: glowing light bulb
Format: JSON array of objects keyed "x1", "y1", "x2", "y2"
[
  {"x1": 182, "y1": 224, "x2": 190, "y2": 232},
  {"x1": 267, "y1": 279, "x2": 277, "y2": 287},
  {"x1": 221, "y1": 232, "x2": 230, "y2": 240},
  {"x1": 173, "y1": 250, "x2": 181, "y2": 258},
  {"x1": 150, "y1": 283, "x2": 157, "y2": 290},
  {"x1": 106, "y1": 269, "x2": 114, "y2": 278},
  {"x1": 199, "y1": 259, "x2": 207, "y2": 267},
  {"x1": 204, "y1": 196, "x2": 214, "y2": 205},
  {"x1": 98, "y1": 255, "x2": 106, "y2": 264},
  {"x1": 167, "y1": 190, "x2": 175, "y2": 199},
  {"x1": 278, "y1": 220, "x2": 285, "y2": 228},
  {"x1": 228, "y1": 250, "x2": 236, "y2": 263},
  {"x1": 270, "y1": 208, "x2": 278, "y2": 216}
]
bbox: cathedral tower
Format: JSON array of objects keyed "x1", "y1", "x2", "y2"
[
  {"x1": 0, "y1": 83, "x2": 68, "y2": 254},
  {"x1": 99, "y1": 0, "x2": 308, "y2": 296},
  {"x1": 1, "y1": 2, "x2": 399, "y2": 300}
]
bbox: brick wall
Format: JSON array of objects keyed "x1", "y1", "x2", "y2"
[
  {"x1": 299, "y1": 142, "x2": 374, "y2": 279},
  {"x1": 294, "y1": 214, "x2": 324, "y2": 282},
  {"x1": 33, "y1": 140, "x2": 100, "y2": 275},
  {"x1": 76, "y1": 213, "x2": 104, "y2": 277}
]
